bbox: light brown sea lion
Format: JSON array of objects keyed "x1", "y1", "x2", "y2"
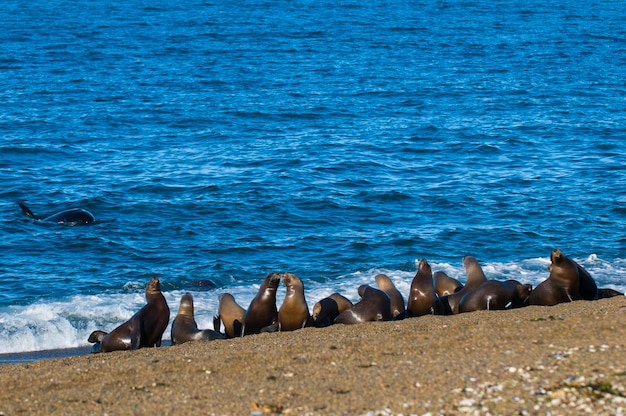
[
  {"x1": 528, "y1": 249, "x2": 580, "y2": 306},
  {"x1": 433, "y1": 271, "x2": 463, "y2": 297},
  {"x1": 374, "y1": 273, "x2": 405, "y2": 318},
  {"x1": 88, "y1": 276, "x2": 170, "y2": 353},
  {"x1": 278, "y1": 273, "x2": 313, "y2": 331},
  {"x1": 241, "y1": 272, "x2": 280, "y2": 336},
  {"x1": 458, "y1": 280, "x2": 532, "y2": 313},
  {"x1": 217, "y1": 293, "x2": 245, "y2": 338},
  {"x1": 406, "y1": 259, "x2": 436, "y2": 317},
  {"x1": 312, "y1": 292, "x2": 353, "y2": 327},
  {"x1": 438, "y1": 256, "x2": 488, "y2": 315},
  {"x1": 171, "y1": 293, "x2": 225, "y2": 345},
  {"x1": 334, "y1": 285, "x2": 391, "y2": 325}
]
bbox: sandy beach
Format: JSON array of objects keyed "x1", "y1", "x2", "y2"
[{"x1": 0, "y1": 296, "x2": 624, "y2": 415}]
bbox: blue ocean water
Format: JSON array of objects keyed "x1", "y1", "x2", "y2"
[{"x1": 0, "y1": 0, "x2": 625, "y2": 355}]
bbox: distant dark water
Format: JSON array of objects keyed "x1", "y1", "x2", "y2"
[{"x1": 0, "y1": 0, "x2": 624, "y2": 353}]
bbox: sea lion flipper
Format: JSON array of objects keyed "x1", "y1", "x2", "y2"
[
  {"x1": 213, "y1": 315, "x2": 222, "y2": 333},
  {"x1": 233, "y1": 320, "x2": 243, "y2": 337},
  {"x1": 392, "y1": 310, "x2": 408, "y2": 320},
  {"x1": 129, "y1": 323, "x2": 141, "y2": 350},
  {"x1": 18, "y1": 202, "x2": 37, "y2": 219},
  {"x1": 200, "y1": 329, "x2": 226, "y2": 340},
  {"x1": 260, "y1": 322, "x2": 279, "y2": 333},
  {"x1": 597, "y1": 288, "x2": 624, "y2": 299}
]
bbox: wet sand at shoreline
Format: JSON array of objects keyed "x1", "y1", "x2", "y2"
[{"x1": 0, "y1": 297, "x2": 624, "y2": 415}]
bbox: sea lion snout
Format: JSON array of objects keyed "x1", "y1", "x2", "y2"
[
  {"x1": 551, "y1": 249, "x2": 563, "y2": 262},
  {"x1": 268, "y1": 272, "x2": 282, "y2": 284},
  {"x1": 281, "y1": 273, "x2": 293, "y2": 286}
]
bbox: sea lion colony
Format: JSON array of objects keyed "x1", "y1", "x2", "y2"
[{"x1": 88, "y1": 248, "x2": 623, "y2": 353}]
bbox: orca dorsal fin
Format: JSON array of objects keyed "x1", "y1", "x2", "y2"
[{"x1": 18, "y1": 202, "x2": 37, "y2": 219}]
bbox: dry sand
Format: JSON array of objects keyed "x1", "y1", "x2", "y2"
[{"x1": 0, "y1": 297, "x2": 625, "y2": 415}]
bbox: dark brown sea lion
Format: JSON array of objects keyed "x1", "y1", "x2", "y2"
[
  {"x1": 171, "y1": 293, "x2": 225, "y2": 345},
  {"x1": 278, "y1": 273, "x2": 313, "y2": 331},
  {"x1": 433, "y1": 271, "x2": 463, "y2": 297},
  {"x1": 528, "y1": 249, "x2": 580, "y2": 306},
  {"x1": 312, "y1": 292, "x2": 353, "y2": 327},
  {"x1": 440, "y1": 255, "x2": 489, "y2": 315},
  {"x1": 334, "y1": 285, "x2": 391, "y2": 325},
  {"x1": 88, "y1": 276, "x2": 170, "y2": 353},
  {"x1": 458, "y1": 280, "x2": 532, "y2": 313},
  {"x1": 572, "y1": 260, "x2": 598, "y2": 300},
  {"x1": 217, "y1": 293, "x2": 245, "y2": 338},
  {"x1": 241, "y1": 272, "x2": 280, "y2": 336},
  {"x1": 374, "y1": 273, "x2": 405, "y2": 318},
  {"x1": 406, "y1": 259, "x2": 436, "y2": 317}
]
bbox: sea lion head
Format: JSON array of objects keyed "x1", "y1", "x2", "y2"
[
  {"x1": 548, "y1": 249, "x2": 579, "y2": 284},
  {"x1": 549, "y1": 248, "x2": 571, "y2": 271},
  {"x1": 144, "y1": 276, "x2": 166, "y2": 303},
  {"x1": 357, "y1": 284, "x2": 369, "y2": 298},
  {"x1": 312, "y1": 300, "x2": 324, "y2": 321},
  {"x1": 219, "y1": 293, "x2": 237, "y2": 306},
  {"x1": 507, "y1": 280, "x2": 533, "y2": 307},
  {"x1": 264, "y1": 272, "x2": 281, "y2": 291},
  {"x1": 88, "y1": 330, "x2": 107, "y2": 343},
  {"x1": 549, "y1": 249, "x2": 562, "y2": 271},
  {"x1": 418, "y1": 258, "x2": 431, "y2": 274},
  {"x1": 146, "y1": 276, "x2": 162, "y2": 296},
  {"x1": 462, "y1": 255, "x2": 487, "y2": 288},
  {"x1": 312, "y1": 293, "x2": 353, "y2": 327},
  {"x1": 374, "y1": 274, "x2": 397, "y2": 293},
  {"x1": 282, "y1": 272, "x2": 303, "y2": 294},
  {"x1": 178, "y1": 292, "x2": 195, "y2": 315}
]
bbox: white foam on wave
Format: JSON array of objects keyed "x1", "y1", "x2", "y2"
[{"x1": 0, "y1": 255, "x2": 623, "y2": 354}]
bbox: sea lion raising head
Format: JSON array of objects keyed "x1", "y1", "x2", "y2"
[
  {"x1": 88, "y1": 276, "x2": 170, "y2": 353},
  {"x1": 529, "y1": 249, "x2": 580, "y2": 306},
  {"x1": 278, "y1": 273, "x2": 313, "y2": 331},
  {"x1": 406, "y1": 259, "x2": 436, "y2": 317},
  {"x1": 242, "y1": 272, "x2": 281, "y2": 336}
]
